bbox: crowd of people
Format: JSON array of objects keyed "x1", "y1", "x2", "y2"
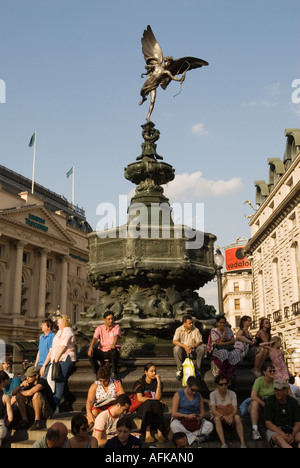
[{"x1": 0, "y1": 312, "x2": 300, "y2": 449}]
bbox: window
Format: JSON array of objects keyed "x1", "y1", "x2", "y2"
[
  {"x1": 235, "y1": 316, "x2": 241, "y2": 328},
  {"x1": 288, "y1": 212, "x2": 297, "y2": 230},
  {"x1": 23, "y1": 252, "x2": 30, "y2": 264},
  {"x1": 295, "y1": 243, "x2": 300, "y2": 302},
  {"x1": 272, "y1": 258, "x2": 282, "y2": 311},
  {"x1": 234, "y1": 299, "x2": 241, "y2": 310},
  {"x1": 73, "y1": 304, "x2": 78, "y2": 324},
  {"x1": 234, "y1": 282, "x2": 239, "y2": 292},
  {"x1": 271, "y1": 232, "x2": 277, "y2": 247}
]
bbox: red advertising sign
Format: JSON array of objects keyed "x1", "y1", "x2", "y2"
[{"x1": 225, "y1": 247, "x2": 251, "y2": 272}]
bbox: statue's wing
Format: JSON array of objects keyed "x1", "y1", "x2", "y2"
[
  {"x1": 141, "y1": 25, "x2": 163, "y2": 63},
  {"x1": 161, "y1": 56, "x2": 208, "y2": 89}
]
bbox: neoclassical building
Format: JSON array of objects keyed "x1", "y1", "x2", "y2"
[
  {"x1": 245, "y1": 128, "x2": 300, "y2": 372},
  {"x1": 0, "y1": 165, "x2": 99, "y2": 345}
]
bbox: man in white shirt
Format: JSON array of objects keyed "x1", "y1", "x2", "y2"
[
  {"x1": 172, "y1": 315, "x2": 205, "y2": 380},
  {"x1": 93, "y1": 394, "x2": 131, "y2": 447}
]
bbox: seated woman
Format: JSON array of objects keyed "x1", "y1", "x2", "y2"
[
  {"x1": 68, "y1": 413, "x2": 98, "y2": 448},
  {"x1": 134, "y1": 363, "x2": 167, "y2": 443},
  {"x1": 86, "y1": 362, "x2": 125, "y2": 428},
  {"x1": 209, "y1": 374, "x2": 246, "y2": 448},
  {"x1": 236, "y1": 315, "x2": 268, "y2": 376},
  {"x1": 170, "y1": 375, "x2": 213, "y2": 446},
  {"x1": 207, "y1": 316, "x2": 241, "y2": 379},
  {"x1": 103, "y1": 417, "x2": 142, "y2": 448}
]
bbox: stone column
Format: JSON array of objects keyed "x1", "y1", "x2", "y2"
[
  {"x1": 37, "y1": 249, "x2": 49, "y2": 318},
  {"x1": 12, "y1": 241, "x2": 26, "y2": 317},
  {"x1": 60, "y1": 255, "x2": 68, "y2": 314}
]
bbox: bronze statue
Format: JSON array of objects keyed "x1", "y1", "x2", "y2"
[{"x1": 139, "y1": 25, "x2": 209, "y2": 122}]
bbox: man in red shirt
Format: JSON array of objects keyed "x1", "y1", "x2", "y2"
[{"x1": 88, "y1": 311, "x2": 121, "y2": 378}]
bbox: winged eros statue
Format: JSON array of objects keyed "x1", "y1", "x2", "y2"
[{"x1": 139, "y1": 25, "x2": 209, "y2": 122}]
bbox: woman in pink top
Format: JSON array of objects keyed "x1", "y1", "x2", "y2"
[{"x1": 41, "y1": 315, "x2": 76, "y2": 409}]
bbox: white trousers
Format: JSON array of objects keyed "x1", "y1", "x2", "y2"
[{"x1": 170, "y1": 418, "x2": 214, "y2": 445}]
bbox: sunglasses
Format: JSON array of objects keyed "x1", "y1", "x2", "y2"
[
  {"x1": 267, "y1": 369, "x2": 276, "y2": 373},
  {"x1": 80, "y1": 424, "x2": 89, "y2": 432},
  {"x1": 189, "y1": 387, "x2": 199, "y2": 393},
  {"x1": 218, "y1": 382, "x2": 229, "y2": 387}
]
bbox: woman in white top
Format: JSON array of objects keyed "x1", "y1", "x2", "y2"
[
  {"x1": 41, "y1": 315, "x2": 76, "y2": 408},
  {"x1": 86, "y1": 362, "x2": 125, "y2": 428}
]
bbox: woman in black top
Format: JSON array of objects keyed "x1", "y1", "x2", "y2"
[
  {"x1": 134, "y1": 363, "x2": 167, "y2": 443},
  {"x1": 236, "y1": 316, "x2": 269, "y2": 377}
]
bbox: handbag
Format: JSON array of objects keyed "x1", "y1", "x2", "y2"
[
  {"x1": 128, "y1": 391, "x2": 152, "y2": 413},
  {"x1": 215, "y1": 404, "x2": 234, "y2": 417},
  {"x1": 215, "y1": 344, "x2": 235, "y2": 352},
  {"x1": 51, "y1": 361, "x2": 61, "y2": 382},
  {"x1": 180, "y1": 417, "x2": 201, "y2": 432}
]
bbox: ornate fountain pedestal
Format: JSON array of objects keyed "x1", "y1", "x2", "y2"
[{"x1": 75, "y1": 122, "x2": 217, "y2": 356}]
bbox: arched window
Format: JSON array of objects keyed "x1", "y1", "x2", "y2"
[{"x1": 291, "y1": 242, "x2": 300, "y2": 302}]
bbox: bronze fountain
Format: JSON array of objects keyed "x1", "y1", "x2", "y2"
[{"x1": 75, "y1": 26, "x2": 216, "y2": 356}]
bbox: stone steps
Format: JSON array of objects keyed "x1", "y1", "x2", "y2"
[{"x1": 67, "y1": 357, "x2": 258, "y2": 412}]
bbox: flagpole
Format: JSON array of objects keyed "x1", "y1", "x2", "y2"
[
  {"x1": 72, "y1": 165, "x2": 75, "y2": 208},
  {"x1": 31, "y1": 130, "x2": 37, "y2": 194}
]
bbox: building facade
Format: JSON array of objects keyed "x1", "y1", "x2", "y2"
[
  {"x1": 222, "y1": 238, "x2": 254, "y2": 332},
  {"x1": 245, "y1": 128, "x2": 300, "y2": 372},
  {"x1": 0, "y1": 165, "x2": 99, "y2": 346}
]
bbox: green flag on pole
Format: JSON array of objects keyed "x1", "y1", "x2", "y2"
[
  {"x1": 66, "y1": 166, "x2": 73, "y2": 178},
  {"x1": 28, "y1": 132, "x2": 36, "y2": 147}
]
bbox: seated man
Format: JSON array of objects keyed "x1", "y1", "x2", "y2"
[
  {"x1": 32, "y1": 422, "x2": 69, "y2": 448},
  {"x1": 12, "y1": 366, "x2": 55, "y2": 430},
  {"x1": 172, "y1": 314, "x2": 205, "y2": 380},
  {"x1": 93, "y1": 394, "x2": 131, "y2": 447},
  {"x1": 88, "y1": 311, "x2": 121, "y2": 378},
  {"x1": 265, "y1": 379, "x2": 300, "y2": 448}
]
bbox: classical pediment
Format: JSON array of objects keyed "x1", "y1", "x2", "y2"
[{"x1": 0, "y1": 205, "x2": 74, "y2": 246}]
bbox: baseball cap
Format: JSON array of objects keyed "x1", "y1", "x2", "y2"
[
  {"x1": 25, "y1": 366, "x2": 40, "y2": 377},
  {"x1": 273, "y1": 379, "x2": 289, "y2": 390}
]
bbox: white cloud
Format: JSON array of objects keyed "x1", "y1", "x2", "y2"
[
  {"x1": 191, "y1": 122, "x2": 208, "y2": 136},
  {"x1": 264, "y1": 82, "x2": 281, "y2": 95},
  {"x1": 163, "y1": 171, "x2": 243, "y2": 201},
  {"x1": 241, "y1": 100, "x2": 277, "y2": 108}
]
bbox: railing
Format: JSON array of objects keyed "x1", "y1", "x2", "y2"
[
  {"x1": 273, "y1": 310, "x2": 282, "y2": 322},
  {"x1": 292, "y1": 301, "x2": 300, "y2": 316}
]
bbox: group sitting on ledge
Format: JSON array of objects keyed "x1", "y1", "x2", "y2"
[{"x1": 1, "y1": 313, "x2": 300, "y2": 449}]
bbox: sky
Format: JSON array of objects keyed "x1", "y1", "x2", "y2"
[{"x1": 1, "y1": 0, "x2": 300, "y2": 310}]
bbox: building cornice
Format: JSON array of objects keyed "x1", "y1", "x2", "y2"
[{"x1": 245, "y1": 179, "x2": 300, "y2": 254}]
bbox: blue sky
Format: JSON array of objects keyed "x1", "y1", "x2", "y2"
[{"x1": 1, "y1": 0, "x2": 299, "y2": 309}]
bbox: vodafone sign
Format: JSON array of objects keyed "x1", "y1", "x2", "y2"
[{"x1": 225, "y1": 247, "x2": 252, "y2": 272}]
